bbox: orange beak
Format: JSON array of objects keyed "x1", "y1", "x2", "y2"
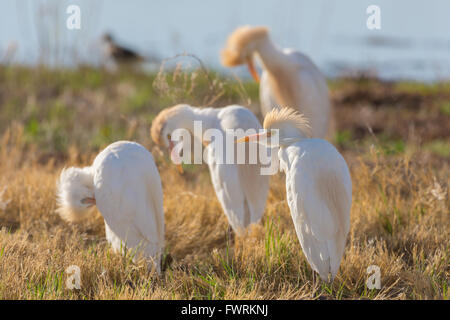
[
  {"x1": 246, "y1": 57, "x2": 260, "y2": 83},
  {"x1": 236, "y1": 131, "x2": 271, "y2": 143},
  {"x1": 169, "y1": 140, "x2": 184, "y2": 174},
  {"x1": 81, "y1": 197, "x2": 96, "y2": 207}
]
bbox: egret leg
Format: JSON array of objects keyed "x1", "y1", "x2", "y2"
[
  {"x1": 226, "y1": 225, "x2": 235, "y2": 244},
  {"x1": 161, "y1": 252, "x2": 173, "y2": 272}
]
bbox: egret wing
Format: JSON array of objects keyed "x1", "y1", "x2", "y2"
[
  {"x1": 93, "y1": 142, "x2": 164, "y2": 264},
  {"x1": 206, "y1": 145, "x2": 247, "y2": 233},
  {"x1": 284, "y1": 141, "x2": 351, "y2": 279}
]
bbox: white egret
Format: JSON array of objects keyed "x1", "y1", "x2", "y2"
[
  {"x1": 151, "y1": 104, "x2": 269, "y2": 235},
  {"x1": 56, "y1": 141, "x2": 165, "y2": 273},
  {"x1": 237, "y1": 107, "x2": 351, "y2": 281},
  {"x1": 221, "y1": 26, "x2": 332, "y2": 139}
]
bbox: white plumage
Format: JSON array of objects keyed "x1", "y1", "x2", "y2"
[
  {"x1": 151, "y1": 104, "x2": 269, "y2": 235},
  {"x1": 280, "y1": 139, "x2": 351, "y2": 280},
  {"x1": 259, "y1": 49, "x2": 332, "y2": 139},
  {"x1": 221, "y1": 26, "x2": 332, "y2": 139},
  {"x1": 57, "y1": 141, "x2": 165, "y2": 273},
  {"x1": 238, "y1": 108, "x2": 351, "y2": 281}
]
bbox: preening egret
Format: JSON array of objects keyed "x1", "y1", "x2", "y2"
[
  {"x1": 151, "y1": 104, "x2": 269, "y2": 235},
  {"x1": 56, "y1": 141, "x2": 165, "y2": 274},
  {"x1": 221, "y1": 26, "x2": 332, "y2": 139},
  {"x1": 237, "y1": 107, "x2": 351, "y2": 281}
]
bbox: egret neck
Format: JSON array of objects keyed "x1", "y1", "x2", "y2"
[
  {"x1": 277, "y1": 123, "x2": 308, "y2": 148},
  {"x1": 167, "y1": 106, "x2": 218, "y2": 142},
  {"x1": 254, "y1": 37, "x2": 289, "y2": 73},
  {"x1": 253, "y1": 38, "x2": 299, "y2": 109}
]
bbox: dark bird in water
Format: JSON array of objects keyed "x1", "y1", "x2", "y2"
[{"x1": 102, "y1": 33, "x2": 145, "y2": 67}]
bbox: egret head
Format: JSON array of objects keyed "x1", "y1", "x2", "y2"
[
  {"x1": 151, "y1": 104, "x2": 190, "y2": 148},
  {"x1": 237, "y1": 107, "x2": 311, "y2": 147},
  {"x1": 151, "y1": 104, "x2": 193, "y2": 173},
  {"x1": 221, "y1": 25, "x2": 269, "y2": 83}
]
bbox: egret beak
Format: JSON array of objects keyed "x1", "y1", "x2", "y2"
[
  {"x1": 236, "y1": 131, "x2": 271, "y2": 143},
  {"x1": 168, "y1": 140, "x2": 184, "y2": 174},
  {"x1": 246, "y1": 57, "x2": 260, "y2": 83},
  {"x1": 81, "y1": 197, "x2": 96, "y2": 207}
]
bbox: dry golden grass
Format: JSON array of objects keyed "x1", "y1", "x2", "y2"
[
  {"x1": 0, "y1": 66, "x2": 448, "y2": 299},
  {"x1": 0, "y1": 124, "x2": 448, "y2": 300}
]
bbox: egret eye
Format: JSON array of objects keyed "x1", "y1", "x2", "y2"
[{"x1": 167, "y1": 134, "x2": 171, "y2": 141}]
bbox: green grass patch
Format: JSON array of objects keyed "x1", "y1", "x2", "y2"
[
  {"x1": 439, "y1": 102, "x2": 450, "y2": 116},
  {"x1": 423, "y1": 140, "x2": 450, "y2": 158},
  {"x1": 335, "y1": 130, "x2": 353, "y2": 147}
]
